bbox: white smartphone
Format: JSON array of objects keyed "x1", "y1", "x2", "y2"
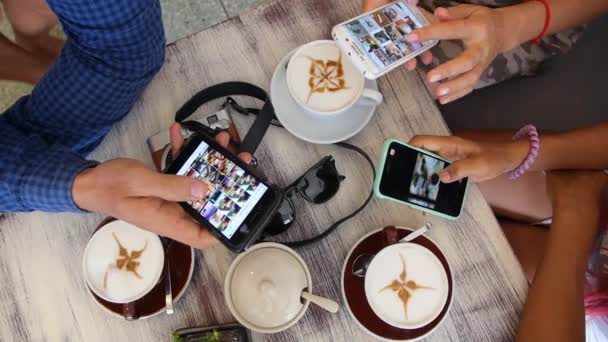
[{"x1": 332, "y1": 1, "x2": 438, "y2": 79}]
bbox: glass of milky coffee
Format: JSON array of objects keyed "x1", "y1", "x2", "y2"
[
  {"x1": 364, "y1": 242, "x2": 449, "y2": 329},
  {"x1": 83, "y1": 220, "x2": 165, "y2": 307},
  {"x1": 286, "y1": 40, "x2": 382, "y2": 115}
]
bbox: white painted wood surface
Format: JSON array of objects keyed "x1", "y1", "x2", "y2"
[{"x1": 0, "y1": 0, "x2": 527, "y2": 341}]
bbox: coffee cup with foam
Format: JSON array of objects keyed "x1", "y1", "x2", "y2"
[
  {"x1": 364, "y1": 242, "x2": 449, "y2": 329},
  {"x1": 286, "y1": 40, "x2": 382, "y2": 115},
  {"x1": 83, "y1": 220, "x2": 165, "y2": 305}
]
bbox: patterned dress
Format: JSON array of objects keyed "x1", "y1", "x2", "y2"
[{"x1": 586, "y1": 211, "x2": 608, "y2": 341}]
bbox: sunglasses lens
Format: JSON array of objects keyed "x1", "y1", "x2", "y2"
[
  {"x1": 262, "y1": 197, "x2": 296, "y2": 236},
  {"x1": 300, "y1": 159, "x2": 342, "y2": 204}
]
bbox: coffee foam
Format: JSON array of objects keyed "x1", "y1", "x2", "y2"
[
  {"x1": 365, "y1": 244, "x2": 448, "y2": 329},
  {"x1": 286, "y1": 41, "x2": 364, "y2": 113},
  {"x1": 83, "y1": 220, "x2": 164, "y2": 304}
]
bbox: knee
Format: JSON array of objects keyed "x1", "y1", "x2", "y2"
[
  {"x1": 4, "y1": 1, "x2": 57, "y2": 38},
  {"x1": 12, "y1": 15, "x2": 56, "y2": 38}
]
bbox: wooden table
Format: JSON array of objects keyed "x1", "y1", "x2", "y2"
[{"x1": 0, "y1": 0, "x2": 528, "y2": 340}]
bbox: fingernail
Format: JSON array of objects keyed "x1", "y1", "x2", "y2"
[
  {"x1": 407, "y1": 33, "x2": 418, "y2": 42},
  {"x1": 440, "y1": 172, "x2": 451, "y2": 182},
  {"x1": 437, "y1": 87, "x2": 449, "y2": 96},
  {"x1": 428, "y1": 74, "x2": 441, "y2": 83},
  {"x1": 439, "y1": 97, "x2": 450, "y2": 105},
  {"x1": 191, "y1": 182, "x2": 206, "y2": 199}
]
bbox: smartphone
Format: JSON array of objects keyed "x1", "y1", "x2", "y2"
[
  {"x1": 165, "y1": 134, "x2": 282, "y2": 252},
  {"x1": 332, "y1": 1, "x2": 437, "y2": 79},
  {"x1": 174, "y1": 323, "x2": 252, "y2": 342},
  {"x1": 374, "y1": 139, "x2": 469, "y2": 220}
]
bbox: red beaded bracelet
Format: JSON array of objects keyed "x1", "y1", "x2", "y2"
[{"x1": 529, "y1": 0, "x2": 551, "y2": 45}]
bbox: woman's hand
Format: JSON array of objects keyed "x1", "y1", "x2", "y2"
[
  {"x1": 408, "y1": 4, "x2": 505, "y2": 104},
  {"x1": 408, "y1": 135, "x2": 529, "y2": 183},
  {"x1": 361, "y1": 0, "x2": 434, "y2": 70}
]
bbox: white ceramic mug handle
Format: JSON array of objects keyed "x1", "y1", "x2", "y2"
[{"x1": 360, "y1": 88, "x2": 383, "y2": 106}]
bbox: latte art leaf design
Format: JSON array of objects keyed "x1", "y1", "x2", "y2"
[
  {"x1": 103, "y1": 233, "x2": 148, "y2": 289},
  {"x1": 305, "y1": 51, "x2": 350, "y2": 103},
  {"x1": 379, "y1": 253, "x2": 435, "y2": 320}
]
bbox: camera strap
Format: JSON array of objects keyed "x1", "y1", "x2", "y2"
[
  {"x1": 175, "y1": 82, "x2": 375, "y2": 249},
  {"x1": 175, "y1": 81, "x2": 275, "y2": 155}
]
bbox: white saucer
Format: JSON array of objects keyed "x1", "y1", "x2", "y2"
[{"x1": 270, "y1": 49, "x2": 381, "y2": 144}]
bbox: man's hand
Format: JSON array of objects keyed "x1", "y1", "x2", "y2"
[
  {"x1": 361, "y1": 0, "x2": 433, "y2": 71},
  {"x1": 409, "y1": 135, "x2": 529, "y2": 183},
  {"x1": 73, "y1": 123, "x2": 252, "y2": 249},
  {"x1": 408, "y1": 4, "x2": 504, "y2": 104}
]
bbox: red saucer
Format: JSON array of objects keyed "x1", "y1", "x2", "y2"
[
  {"x1": 341, "y1": 226, "x2": 453, "y2": 341},
  {"x1": 87, "y1": 218, "x2": 195, "y2": 320}
]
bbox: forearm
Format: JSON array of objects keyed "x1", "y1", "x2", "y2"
[
  {"x1": 12, "y1": 0, "x2": 167, "y2": 154},
  {"x1": 531, "y1": 123, "x2": 608, "y2": 171},
  {"x1": 496, "y1": 0, "x2": 608, "y2": 52},
  {"x1": 0, "y1": 0, "x2": 165, "y2": 213},
  {"x1": 517, "y1": 203, "x2": 600, "y2": 342},
  {"x1": 0, "y1": 116, "x2": 97, "y2": 212}
]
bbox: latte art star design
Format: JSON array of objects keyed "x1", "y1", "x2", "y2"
[
  {"x1": 103, "y1": 233, "x2": 148, "y2": 289},
  {"x1": 305, "y1": 51, "x2": 350, "y2": 103},
  {"x1": 379, "y1": 253, "x2": 434, "y2": 320}
]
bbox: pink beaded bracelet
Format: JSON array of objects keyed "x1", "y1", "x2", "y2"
[{"x1": 508, "y1": 124, "x2": 540, "y2": 180}]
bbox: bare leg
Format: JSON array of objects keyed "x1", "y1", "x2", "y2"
[
  {"x1": 0, "y1": 33, "x2": 51, "y2": 83},
  {"x1": 480, "y1": 173, "x2": 552, "y2": 223},
  {"x1": 501, "y1": 221, "x2": 549, "y2": 283},
  {"x1": 0, "y1": 0, "x2": 63, "y2": 83},
  {"x1": 454, "y1": 130, "x2": 553, "y2": 283},
  {"x1": 3, "y1": 0, "x2": 63, "y2": 60}
]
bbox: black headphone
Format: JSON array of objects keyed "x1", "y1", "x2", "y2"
[{"x1": 174, "y1": 81, "x2": 275, "y2": 155}]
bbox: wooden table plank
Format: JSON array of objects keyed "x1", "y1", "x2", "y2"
[{"x1": 0, "y1": 0, "x2": 527, "y2": 341}]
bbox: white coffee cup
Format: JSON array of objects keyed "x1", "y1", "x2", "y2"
[
  {"x1": 83, "y1": 220, "x2": 165, "y2": 304},
  {"x1": 286, "y1": 40, "x2": 383, "y2": 115},
  {"x1": 364, "y1": 242, "x2": 449, "y2": 329},
  {"x1": 224, "y1": 242, "x2": 313, "y2": 333}
]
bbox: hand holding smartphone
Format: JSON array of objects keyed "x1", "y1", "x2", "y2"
[
  {"x1": 165, "y1": 133, "x2": 282, "y2": 252},
  {"x1": 332, "y1": 1, "x2": 437, "y2": 79},
  {"x1": 374, "y1": 139, "x2": 469, "y2": 220}
]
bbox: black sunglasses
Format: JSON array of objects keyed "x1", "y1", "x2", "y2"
[{"x1": 263, "y1": 156, "x2": 345, "y2": 236}]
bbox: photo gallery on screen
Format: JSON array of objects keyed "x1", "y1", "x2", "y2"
[
  {"x1": 408, "y1": 153, "x2": 445, "y2": 209},
  {"x1": 180, "y1": 143, "x2": 267, "y2": 239},
  {"x1": 346, "y1": 2, "x2": 424, "y2": 69}
]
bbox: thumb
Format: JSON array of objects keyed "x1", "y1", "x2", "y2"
[
  {"x1": 170, "y1": 122, "x2": 185, "y2": 157},
  {"x1": 137, "y1": 169, "x2": 209, "y2": 202},
  {"x1": 439, "y1": 158, "x2": 480, "y2": 183},
  {"x1": 409, "y1": 135, "x2": 479, "y2": 161}
]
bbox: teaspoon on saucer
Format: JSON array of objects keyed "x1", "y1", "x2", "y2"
[
  {"x1": 161, "y1": 237, "x2": 174, "y2": 315},
  {"x1": 351, "y1": 222, "x2": 432, "y2": 278}
]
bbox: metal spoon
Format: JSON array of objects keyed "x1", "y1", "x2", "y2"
[
  {"x1": 161, "y1": 238, "x2": 174, "y2": 315},
  {"x1": 351, "y1": 222, "x2": 432, "y2": 278}
]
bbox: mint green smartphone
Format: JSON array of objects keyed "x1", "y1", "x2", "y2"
[{"x1": 374, "y1": 139, "x2": 469, "y2": 220}]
